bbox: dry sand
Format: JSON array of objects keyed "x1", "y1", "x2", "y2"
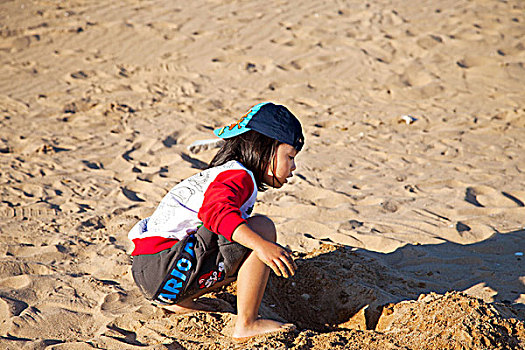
[{"x1": 1, "y1": 0, "x2": 524, "y2": 348}]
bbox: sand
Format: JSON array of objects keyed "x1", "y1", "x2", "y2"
[{"x1": 0, "y1": 0, "x2": 524, "y2": 348}]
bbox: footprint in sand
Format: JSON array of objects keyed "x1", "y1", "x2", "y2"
[
  {"x1": 100, "y1": 292, "x2": 137, "y2": 317},
  {"x1": 0, "y1": 274, "x2": 32, "y2": 290},
  {"x1": 0, "y1": 205, "x2": 58, "y2": 219},
  {"x1": 0, "y1": 260, "x2": 53, "y2": 279},
  {"x1": 120, "y1": 187, "x2": 145, "y2": 202},
  {"x1": 181, "y1": 153, "x2": 208, "y2": 170},
  {"x1": 9, "y1": 304, "x2": 98, "y2": 340},
  {"x1": 105, "y1": 324, "x2": 145, "y2": 346},
  {"x1": 0, "y1": 296, "x2": 29, "y2": 319},
  {"x1": 63, "y1": 98, "x2": 98, "y2": 114},
  {"x1": 416, "y1": 34, "x2": 444, "y2": 50},
  {"x1": 456, "y1": 55, "x2": 498, "y2": 69},
  {"x1": 465, "y1": 186, "x2": 525, "y2": 208},
  {"x1": 63, "y1": 69, "x2": 98, "y2": 86}
]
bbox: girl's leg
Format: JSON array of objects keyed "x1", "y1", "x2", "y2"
[
  {"x1": 161, "y1": 277, "x2": 235, "y2": 314},
  {"x1": 232, "y1": 215, "x2": 295, "y2": 339},
  {"x1": 161, "y1": 295, "x2": 233, "y2": 314}
]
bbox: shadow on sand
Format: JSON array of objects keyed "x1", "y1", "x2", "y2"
[{"x1": 262, "y1": 229, "x2": 524, "y2": 331}]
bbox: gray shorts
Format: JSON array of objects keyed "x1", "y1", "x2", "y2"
[{"x1": 131, "y1": 226, "x2": 249, "y2": 305}]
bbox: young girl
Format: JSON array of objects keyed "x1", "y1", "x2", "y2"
[{"x1": 128, "y1": 102, "x2": 304, "y2": 340}]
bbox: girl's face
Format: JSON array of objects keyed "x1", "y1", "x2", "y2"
[{"x1": 264, "y1": 143, "x2": 298, "y2": 188}]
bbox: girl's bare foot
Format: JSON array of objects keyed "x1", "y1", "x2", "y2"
[
  {"x1": 232, "y1": 318, "x2": 296, "y2": 341},
  {"x1": 159, "y1": 297, "x2": 234, "y2": 315}
]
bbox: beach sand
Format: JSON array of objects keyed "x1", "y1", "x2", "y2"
[{"x1": 0, "y1": 0, "x2": 524, "y2": 348}]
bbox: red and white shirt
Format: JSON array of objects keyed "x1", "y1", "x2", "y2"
[{"x1": 128, "y1": 160, "x2": 257, "y2": 256}]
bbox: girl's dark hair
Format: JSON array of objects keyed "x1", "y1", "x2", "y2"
[{"x1": 209, "y1": 130, "x2": 280, "y2": 191}]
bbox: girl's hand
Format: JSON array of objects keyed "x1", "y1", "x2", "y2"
[
  {"x1": 230, "y1": 222, "x2": 297, "y2": 278},
  {"x1": 254, "y1": 240, "x2": 297, "y2": 278}
]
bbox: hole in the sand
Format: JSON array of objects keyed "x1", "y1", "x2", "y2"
[{"x1": 263, "y1": 245, "x2": 386, "y2": 332}]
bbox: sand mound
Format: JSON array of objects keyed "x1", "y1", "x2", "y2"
[
  {"x1": 285, "y1": 288, "x2": 525, "y2": 350},
  {"x1": 375, "y1": 293, "x2": 525, "y2": 350},
  {"x1": 260, "y1": 244, "x2": 525, "y2": 349}
]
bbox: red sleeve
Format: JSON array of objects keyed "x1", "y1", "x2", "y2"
[{"x1": 198, "y1": 169, "x2": 255, "y2": 241}]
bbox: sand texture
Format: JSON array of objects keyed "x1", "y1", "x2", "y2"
[{"x1": 1, "y1": 0, "x2": 524, "y2": 348}]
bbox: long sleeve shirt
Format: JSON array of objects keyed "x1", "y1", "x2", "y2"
[{"x1": 128, "y1": 160, "x2": 257, "y2": 256}]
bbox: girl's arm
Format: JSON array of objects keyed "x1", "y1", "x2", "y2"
[
  {"x1": 198, "y1": 169, "x2": 254, "y2": 241},
  {"x1": 199, "y1": 169, "x2": 295, "y2": 277},
  {"x1": 232, "y1": 223, "x2": 296, "y2": 278}
]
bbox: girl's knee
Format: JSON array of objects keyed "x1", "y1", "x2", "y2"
[{"x1": 246, "y1": 215, "x2": 276, "y2": 242}]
